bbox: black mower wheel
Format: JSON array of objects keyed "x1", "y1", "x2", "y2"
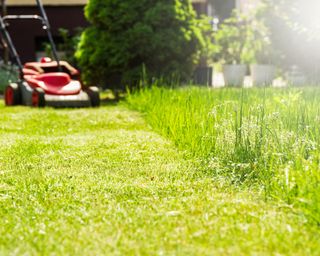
[
  {"x1": 86, "y1": 87, "x2": 100, "y2": 107},
  {"x1": 32, "y1": 88, "x2": 46, "y2": 107},
  {"x1": 5, "y1": 83, "x2": 21, "y2": 106}
]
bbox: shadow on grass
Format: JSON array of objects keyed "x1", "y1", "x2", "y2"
[
  {"x1": 100, "y1": 97, "x2": 121, "y2": 106},
  {"x1": 100, "y1": 90, "x2": 126, "y2": 106},
  {"x1": 0, "y1": 90, "x2": 126, "y2": 107}
]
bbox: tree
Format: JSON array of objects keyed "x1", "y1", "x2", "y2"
[{"x1": 76, "y1": 0, "x2": 212, "y2": 89}]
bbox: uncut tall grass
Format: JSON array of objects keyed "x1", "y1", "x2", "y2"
[{"x1": 127, "y1": 86, "x2": 320, "y2": 225}]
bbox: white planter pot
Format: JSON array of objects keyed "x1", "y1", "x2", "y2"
[
  {"x1": 250, "y1": 64, "x2": 275, "y2": 87},
  {"x1": 285, "y1": 66, "x2": 307, "y2": 86},
  {"x1": 223, "y1": 64, "x2": 247, "y2": 87}
]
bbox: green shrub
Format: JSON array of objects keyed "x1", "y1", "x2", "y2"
[
  {"x1": 57, "y1": 28, "x2": 83, "y2": 66},
  {"x1": 44, "y1": 28, "x2": 83, "y2": 67},
  {"x1": 76, "y1": 0, "x2": 213, "y2": 89},
  {"x1": 0, "y1": 63, "x2": 19, "y2": 93}
]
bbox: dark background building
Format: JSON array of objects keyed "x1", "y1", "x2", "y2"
[{"x1": 5, "y1": 2, "x2": 87, "y2": 62}]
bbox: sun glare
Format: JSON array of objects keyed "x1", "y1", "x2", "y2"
[{"x1": 292, "y1": 0, "x2": 320, "y2": 37}]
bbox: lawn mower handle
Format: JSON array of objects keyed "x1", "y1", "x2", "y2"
[
  {"x1": 0, "y1": 0, "x2": 61, "y2": 71},
  {"x1": 0, "y1": 16, "x2": 23, "y2": 71},
  {"x1": 35, "y1": 0, "x2": 61, "y2": 71}
]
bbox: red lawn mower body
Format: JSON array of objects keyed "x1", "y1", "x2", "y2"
[
  {"x1": 5, "y1": 58, "x2": 100, "y2": 107},
  {"x1": 24, "y1": 58, "x2": 81, "y2": 96}
]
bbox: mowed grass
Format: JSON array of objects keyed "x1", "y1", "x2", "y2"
[{"x1": 0, "y1": 100, "x2": 319, "y2": 255}]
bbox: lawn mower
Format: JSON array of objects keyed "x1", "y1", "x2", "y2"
[{"x1": 0, "y1": 0, "x2": 100, "y2": 107}]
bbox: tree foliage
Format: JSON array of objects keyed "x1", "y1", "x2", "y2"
[
  {"x1": 76, "y1": 0, "x2": 212, "y2": 89},
  {"x1": 213, "y1": 7, "x2": 278, "y2": 65},
  {"x1": 213, "y1": 10, "x2": 253, "y2": 65}
]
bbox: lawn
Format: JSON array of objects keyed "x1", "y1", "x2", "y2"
[{"x1": 0, "y1": 93, "x2": 319, "y2": 255}]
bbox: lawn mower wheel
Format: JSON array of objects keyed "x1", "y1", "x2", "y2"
[
  {"x1": 86, "y1": 87, "x2": 100, "y2": 107},
  {"x1": 32, "y1": 87, "x2": 45, "y2": 107},
  {"x1": 5, "y1": 83, "x2": 21, "y2": 106}
]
